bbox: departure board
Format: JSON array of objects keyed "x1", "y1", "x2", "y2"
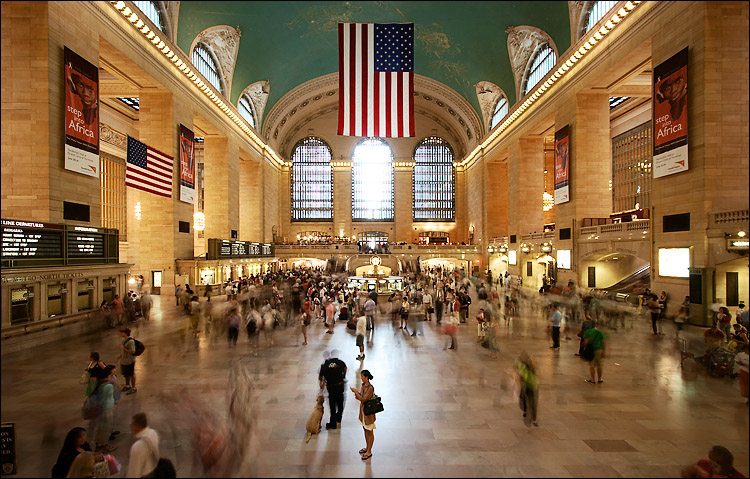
[
  {"x1": 1, "y1": 219, "x2": 118, "y2": 267},
  {"x1": 207, "y1": 239, "x2": 274, "y2": 259},
  {"x1": 67, "y1": 231, "x2": 105, "y2": 257},
  {"x1": 1, "y1": 220, "x2": 64, "y2": 259}
]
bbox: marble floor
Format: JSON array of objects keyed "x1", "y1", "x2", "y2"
[{"x1": 1, "y1": 293, "x2": 748, "y2": 478}]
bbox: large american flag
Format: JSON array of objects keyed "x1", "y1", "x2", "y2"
[
  {"x1": 126, "y1": 136, "x2": 173, "y2": 197},
  {"x1": 338, "y1": 23, "x2": 415, "y2": 138}
]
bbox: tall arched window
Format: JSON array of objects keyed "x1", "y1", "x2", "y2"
[
  {"x1": 523, "y1": 44, "x2": 556, "y2": 95},
  {"x1": 291, "y1": 137, "x2": 333, "y2": 222},
  {"x1": 133, "y1": 1, "x2": 164, "y2": 31},
  {"x1": 352, "y1": 138, "x2": 394, "y2": 221},
  {"x1": 585, "y1": 1, "x2": 618, "y2": 33},
  {"x1": 489, "y1": 96, "x2": 509, "y2": 130},
  {"x1": 238, "y1": 94, "x2": 256, "y2": 129},
  {"x1": 413, "y1": 137, "x2": 455, "y2": 221},
  {"x1": 192, "y1": 44, "x2": 223, "y2": 95}
]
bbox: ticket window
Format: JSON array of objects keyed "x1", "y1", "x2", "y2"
[
  {"x1": 10, "y1": 287, "x2": 33, "y2": 324},
  {"x1": 103, "y1": 278, "x2": 116, "y2": 302},
  {"x1": 78, "y1": 280, "x2": 94, "y2": 311},
  {"x1": 200, "y1": 270, "x2": 215, "y2": 285},
  {"x1": 47, "y1": 283, "x2": 67, "y2": 317}
]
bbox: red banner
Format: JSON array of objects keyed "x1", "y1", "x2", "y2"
[
  {"x1": 653, "y1": 47, "x2": 689, "y2": 178},
  {"x1": 179, "y1": 124, "x2": 195, "y2": 204},
  {"x1": 64, "y1": 46, "x2": 99, "y2": 177},
  {"x1": 554, "y1": 125, "x2": 570, "y2": 205}
]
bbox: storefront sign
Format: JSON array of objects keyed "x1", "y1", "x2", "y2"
[
  {"x1": 727, "y1": 239, "x2": 749, "y2": 251},
  {"x1": 554, "y1": 125, "x2": 570, "y2": 204},
  {"x1": 179, "y1": 124, "x2": 195, "y2": 204},
  {"x1": 1, "y1": 422, "x2": 16, "y2": 475},
  {"x1": 64, "y1": 46, "x2": 99, "y2": 178},
  {"x1": 653, "y1": 47, "x2": 689, "y2": 178},
  {"x1": 1, "y1": 272, "x2": 85, "y2": 284}
]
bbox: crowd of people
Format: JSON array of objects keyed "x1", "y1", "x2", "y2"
[{"x1": 51, "y1": 263, "x2": 748, "y2": 477}]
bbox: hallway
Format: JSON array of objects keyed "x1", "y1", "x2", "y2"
[{"x1": 1, "y1": 294, "x2": 748, "y2": 478}]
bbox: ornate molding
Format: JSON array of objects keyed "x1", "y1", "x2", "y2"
[
  {"x1": 100, "y1": 122, "x2": 127, "y2": 151},
  {"x1": 190, "y1": 25, "x2": 242, "y2": 98},
  {"x1": 474, "y1": 81, "x2": 505, "y2": 132},
  {"x1": 506, "y1": 26, "x2": 557, "y2": 100},
  {"x1": 238, "y1": 80, "x2": 270, "y2": 129}
]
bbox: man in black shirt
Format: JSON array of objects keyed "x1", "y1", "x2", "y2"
[{"x1": 318, "y1": 349, "x2": 347, "y2": 430}]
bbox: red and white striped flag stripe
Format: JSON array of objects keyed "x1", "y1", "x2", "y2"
[
  {"x1": 338, "y1": 23, "x2": 415, "y2": 138},
  {"x1": 126, "y1": 136, "x2": 173, "y2": 198}
]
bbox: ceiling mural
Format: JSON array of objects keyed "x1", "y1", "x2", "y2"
[{"x1": 175, "y1": 1, "x2": 571, "y2": 130}]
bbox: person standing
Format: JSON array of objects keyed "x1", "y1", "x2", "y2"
[
  {"x1": 298, "y1": 310, "x2": 309, "y2": 346},
  {"x1": 325, "y1": 297, "x2": 336, "y2": 334},
  {"x1": 50, "y1": 427, "x2": 93, "y2": 479},
  {"x1": 84, "y1": 352, "x2": 107, "y2": 397},
  {"x1": 548, "y1": 304, "x2": 562, "y2": 350},
  {"x1": 319, "y1": 349, "x2": 347, "y2": 430},
  {"x1": 516, "y1": 351, "x2": 539, "y2": 427},
  {"x1": 435, "y1": 288, "x2": 444, "y2": 325},
  {"x1": 735, "y1": 344, "x2": 749, "y2": 406},
  {"x1": 126, "y1": 413, "x2": 159, "y2": 478},
  {"x1": 118, "y1": 328, "x2": 137, "y2": 394},
  {"x1": 583, "y1": 324, "x2": 606, "y2": 384},
  {"x1": 110, "y1": 294, "x2": 124, "y2": 325},
  {"x1": 175, "y1": 284, "x2": 182, "y2": 307},
  {"x1": 647, "y1": 292, "x2": 662, "y2": 335},
  {"x1": 576, "y1": 314, "x2": 595, "y2": 356},
  {"x1": 356, "y1": 315, "x2": 367, "y2": 360},
  {"x1": 423, "y1": 289, "x2": 434, "y2": 321},
  {"x1": 350, "y1": 370, "x2": 376, "y2": 461},
  {"x1": 226, "y1": 306, "x2": 241, "y2": 347},
  {"x1": 717, "y1": 306, "x2": 733, "y2": 341},
  {"x1": 91, "y1": 374, "x2": 116, "y2": 452},
  {"x1": 364, "y1": 295, "x2": 376, "y2": 331}
]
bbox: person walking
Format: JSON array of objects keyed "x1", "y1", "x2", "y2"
[
  {"x1": 423, "y1": 289, "x2": 434, "y2": 321},
  {"x1": 298, "y1": 310, "x2": 309, "y2": 346},
  {"x1": 576, "y1": 313, "x2": 595, "y2": 356},
  {"x1": 516, "y1": 351, "x2": 539, "y2": 427},
  {"x1": 735, "y1": 344, "x2": 749, "y2": 406},
  {"x1": 139, "y1": 290, "x2": 153, "y2": 321},
  {"x1": 399, "y1": 297, "x2": 410, "y2": 332},
  {"x1": 435, "y1": 288, "x2": 444, "y2": 325},
  {"x1": 548, "y1": 303, "x2": 562, "y2": 350},
  {"x1": 583, "y1": 323, "x2": 606, "y2": 384},
  {"x1": 647, "y1": 292, "x2": 662, "y2": 335},
  {"x1": 318, "y1": 349, "x2": 347, "y2": 430},
  {"x1": 126, "y1": 413, "x2": 159, "y2": 478},
  {"x1": 118, "y1": 328, "x2": 137, "y2": 394},
  {"x1": 350, "y1": 369, "x2": 376, "y2": 461},
  {"x1": 91, "y1": 374, "x2": 116, "y2": 452},
  {"x1": 226, "y1": 306, "x2": 241, "y2": 347},
  {"x1": 364, "y1": 295, "x2": 376, "y2": 331}
]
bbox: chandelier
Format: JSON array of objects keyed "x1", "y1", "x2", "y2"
[{"x1": 543, "y1": 191, "x2": 554, "y2": 211}]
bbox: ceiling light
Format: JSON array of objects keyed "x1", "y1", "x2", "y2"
[
  {"x1": 121, "y1": 6, "x2": 131, "y2": 16},
  {"x1": 113, "y1": 1, "x2": 125, "y2": 10},
  {"x1": 128, "y1": 13, "x2": 139, "y2": 23},
  {"x1": 134, "y1": 19, "x2": 144, "y2": 28}
]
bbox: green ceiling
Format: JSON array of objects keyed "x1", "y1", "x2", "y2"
[{"x1": 176, "y1": 1, "x2": 571, "y2": 127}]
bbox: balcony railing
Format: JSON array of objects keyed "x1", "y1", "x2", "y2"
[
  {"x1": 712, "y1": 209, "x2": 749, "y2": 225},
  {"x1": 580, "y1": 219, "x2": 650, "y2": 238}
]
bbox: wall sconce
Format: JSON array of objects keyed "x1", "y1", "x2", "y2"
[
  {"x1": 541, "y1": 242, "x2": 552, "y2": 253},
  {"x1": 521, "y1": 243, "x2": 530, "y2": 253},
  {"x1": 134, "y1": 202, "x2": 142, "y2": 220},
  {"x1": 499, "y1": 244, "x2": 508, "y2": 253},
  {"x1": 193, "y1": 212, "x2": 206, "y2": 231}
]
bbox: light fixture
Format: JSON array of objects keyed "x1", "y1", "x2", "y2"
[
  {"x1": 739, "y1": 231, "x2": 747, "y2": 238},
  {"x1": 193, "y1": 212, "x2": 205, "y2": 231},
  {"x1": 134, "y1": 202, "x2": 142, "y2": 220}
]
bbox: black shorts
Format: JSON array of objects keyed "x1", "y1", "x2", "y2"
[
  {"x1": 121, "y1": 363, "x2": 135, "y2": 377},
  {"x1": 356, "y1": 334, "x2": 364, "y2": 347}
]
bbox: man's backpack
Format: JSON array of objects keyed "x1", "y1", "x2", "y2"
[{"x1": 132, "y1": 338, "x2": 146, "y2": 357}]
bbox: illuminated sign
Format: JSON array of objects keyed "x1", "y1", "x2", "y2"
[
  {"x1": 658, "y1": 248, "x2": 690, "y2": 278},
  {"x1": 508, "y1": 250, "x2": 517, "y2": 265},
  {"x1": 557, "y1": 249, "x2": 571, "y2": 269},
  {"x1": 727, "y1": 239, "x2": 749, "y2": 251}
]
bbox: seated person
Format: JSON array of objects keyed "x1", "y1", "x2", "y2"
[
  {"x1": 681, "y1": 445, "x2": 746, "y2": 478},
  {"x1": 704, "y1": 325, "x2": 727, "y2": 355},
  {"x1": 727, "y1": 324, "x2": 749, "y2": 352}
]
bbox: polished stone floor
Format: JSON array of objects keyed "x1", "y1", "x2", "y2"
[{"x1": 1, "y1": 292, "x2": 748, "y2": 478}]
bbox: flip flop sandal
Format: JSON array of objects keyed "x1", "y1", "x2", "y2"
[
  {"x1": 359, "y1": 448, "x2": 368, "y2": 454},
  {"x1": 361, "y1": 453, "x2": 372, "y2": 460},
  {"x1": 585, "y1": 379, "x2": 596, "y2": 384}
]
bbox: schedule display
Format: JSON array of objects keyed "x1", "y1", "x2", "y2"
[{"x1": 207, "y1": 238, "x2": 274, "y2": 260}]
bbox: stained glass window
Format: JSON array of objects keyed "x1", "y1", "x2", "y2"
[
  {"x1": 413, "y1": 137, "x2": 455, "y2": 221},
  {"x1": 291, "y1": 137, "x2": 333, "y2": 221},
  {"x1": 352, "y1": 138, "x2": 394, "y2": 221}
]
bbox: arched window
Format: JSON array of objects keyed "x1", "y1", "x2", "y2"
[
  {"x1": 132, "y1": 1, "x2": 164, "y2": 31},
  {"x1": 586, "y1": 1, "x2": 619, "y2": 33},
  {"x1": 413, "y1": 137, "x2": 455, "y2": 221},
  {"x1": 489, "y1": 96, "x2": 509, "y2": 130},
  {"x1": 238, "y1": 94, "x2": 256, "y2": 129},
  {"x1": 192, "y1": 44, "x2": 223, "y2": 95},
  {"x1": 352, "y1": 138, "x2": 394, "y2": 221},
  {"x1": 523, "y1": 44, "x2": 556, "y2": 95},
  {"x1": 291, "y1": 137, "x2": 333, "y2": 222}
]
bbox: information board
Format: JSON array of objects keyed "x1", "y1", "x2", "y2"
[
  {"x1": 207, "y1": 239, "x2": 274, "y2": 260},
  {"x1": 1, "y1": 219, "x2": 118, "y2": 268},
  {"x1": 1, "y1": 422, "x2": 16, "y2": 475}
]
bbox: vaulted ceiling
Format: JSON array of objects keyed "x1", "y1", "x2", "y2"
[{"x1": 175, "y1": 1, "x2": 573, "y2": 129}]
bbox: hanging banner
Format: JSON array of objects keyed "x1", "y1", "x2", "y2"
[
  {"x1": 554, "y1": 125, "x2": 570, "y2": 205},
  {"x1": 64, "y1": 46, "x2": 99, "y2": 178},
  {"x1": 653, "y1": 47, "x2": 688, "y2": 178},
  {"x1": 179, "y1": 124, "x2": 195, "y2": 204}
]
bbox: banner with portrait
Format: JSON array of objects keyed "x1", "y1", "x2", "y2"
[
  {"x1": 554, "y1": 125, "x2": 570, "y2": 205},
  {"x1": 64, "y1": 46, "x2": 99, "y2": 178},
  {"x1": 653, "y1": 47, "x2": 688, "y2": 179},
  {"x1": 179, "y1": 124, "x2": 195, "y2": 204}
]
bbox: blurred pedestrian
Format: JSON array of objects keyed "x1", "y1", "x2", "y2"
[
  {"x1": 735, "y1": 344, "x2": 749, "y2": 406},
  {"x1": 226, "y1": 306, "x2": 241, "y2": 347},
  {"x1": 51, "y1": 427, "x2": 92, "y2": 478},
  {"x1": 319, "y1": 349, "x2": 347, "y2": 430},
  {"x1": 681, "y1": 445, "x2": 746, "y2": 478},
  {"x1": 66, "y1": 451, "x2": 95, "y2": 478},
  {"x1": 140, "y1": 290, "x2": 152, "y2": 321},
  {"x1": 516, "y1": 351, "x2": 539, "y2": 427},
  {"x1": 126, "y1": 413, "x2": 159, "y2": 478},
  {"x1": 548, "y1": 303, "x2": 562, "y2": 350},
  {"x1": 356, "y1": 315, "x2": 367, "y2": 360},
  {"x1": 582, "y1": 323, "x2": 606, "y2": 384}
]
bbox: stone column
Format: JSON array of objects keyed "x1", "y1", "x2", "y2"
[
  {"x1": 239, "y1": 152, "x2": 262, "y2": 241},
  {"x1": 203, "y1": 136, "x2": 239, "y2": 241}
]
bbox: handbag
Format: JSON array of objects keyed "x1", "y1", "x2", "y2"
[
  {"x1": 104, "y1": 454, "x2": 121, "y2": 475},
  {"x1": 363, "y1": 395, "x2": 384, "y2": 416},
  {"x1": 79, "y1": 370, "x2": 91, "y2": 385}
]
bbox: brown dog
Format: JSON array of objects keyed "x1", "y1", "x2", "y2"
[{"x1": 305, "y1": 396, "x2": 325, "y2": 443}]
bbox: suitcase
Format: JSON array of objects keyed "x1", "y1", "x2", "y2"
[{"x1": 708, "y1": 347, "x2": 736, "y2": 378}]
